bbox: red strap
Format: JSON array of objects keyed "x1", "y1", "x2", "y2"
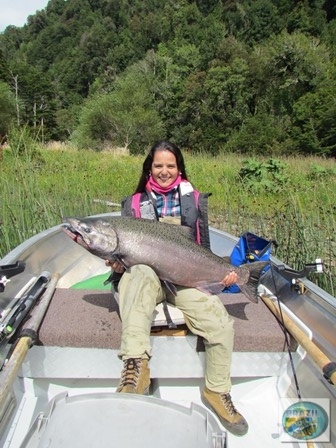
[
  {"x1": 193, "y1": 190, "x2": 200, "y2": 244},
  {"x1": 131, "y1": 193, "x2": 142, "y2": 218}
]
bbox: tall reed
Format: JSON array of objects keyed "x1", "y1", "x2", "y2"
[{"x1": 1, "y1": 147, "x2": 335, "y2": 296}]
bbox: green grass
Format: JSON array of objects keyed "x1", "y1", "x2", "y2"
[{"x1": 1, "y1": 146, "x2": 335, "y2": 297}]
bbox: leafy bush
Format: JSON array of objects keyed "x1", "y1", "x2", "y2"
[
  {"x1": 308, "y1": 164, "x2": 336, "y2": 180},
  {"x1": 72, "y1": 62, "x2": 165, "y2": 154},
  {"x1": 238, "y1": 158, "x2": 288, "y2": 193}
]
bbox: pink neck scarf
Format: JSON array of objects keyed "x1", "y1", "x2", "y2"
[{"x1": 146, "y1": 174, "x2": 182, "y2": 194}]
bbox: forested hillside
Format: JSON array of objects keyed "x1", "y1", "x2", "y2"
[{"x1": 0, "y1": 0, "x2": 336, "y2": 155}]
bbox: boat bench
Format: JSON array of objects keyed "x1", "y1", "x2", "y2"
[{"x1": 37, "y1": 288, "x2": 286, "y2": 352}]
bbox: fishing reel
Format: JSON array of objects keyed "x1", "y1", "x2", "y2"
[{"x1": 0, "y1": 261, "x2": 26, "y2": 293}]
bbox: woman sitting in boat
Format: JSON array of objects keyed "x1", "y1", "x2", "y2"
[{"x1": 106, "y1": 140, "x2": 248, "y2": 437}]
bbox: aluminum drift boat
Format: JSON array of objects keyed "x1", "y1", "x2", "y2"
[{"x1": 0, "y1": 213, "x2": 335, "y2": 448}]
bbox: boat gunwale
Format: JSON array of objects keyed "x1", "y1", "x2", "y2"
[{"x1": 1, "y1": 215, "x2": 335, "y2": 315}]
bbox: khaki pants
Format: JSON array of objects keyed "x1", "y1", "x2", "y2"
[{"x1": 118, "y1": 264, "x2": 234, "y2": 393}]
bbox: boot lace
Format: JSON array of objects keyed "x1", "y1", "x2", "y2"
[
  {"x1": 119, "y1": 358, "x2": 142, "y2": 388},
  {"x1": 219, "y1": 393, "x2": 238, "y2": 416}
]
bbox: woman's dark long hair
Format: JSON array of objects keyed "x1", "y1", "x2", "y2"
[{"x1": 134, "y1": 141, "x2": 189, "y2": 193}]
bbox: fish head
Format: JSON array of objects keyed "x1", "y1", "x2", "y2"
[{"x1": 62, "y1": 217, "x2": 118, "y2": 260}]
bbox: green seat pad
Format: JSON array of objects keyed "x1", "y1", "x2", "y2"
[{"x1": 71, "y1": 272, "x2": 111, "y2": 290}]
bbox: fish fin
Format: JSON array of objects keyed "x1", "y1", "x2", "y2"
[
  {"x1": 163, "y1": 280, "x2": 178, "y2": 296},
  {"x1": 109, "y1": 254, "x2": 129, "y2": 270},
  {"x1": 239, "y1": 261, "x2": 269, "y2": 303},
  {"x1": 103, "y1": 272, "x2": 114, "y2": 286},
  {"x1": 196, "y1": 283, "x2": 227, "y2": 296}
]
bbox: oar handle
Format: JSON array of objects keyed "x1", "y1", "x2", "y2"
[
  {"x1": 21, "y1": 272, "x2": 60, "y2": 335},
  {"x1": 260, "y1": 294, "x2": 336, "y2": 386},
  {"x1": 0, "y1": 336, "x2": 31, "y2": 405}
]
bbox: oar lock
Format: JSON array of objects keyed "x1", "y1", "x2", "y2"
[{"x1": 272, "y1": 259, "x2": 324, "y2": 295}]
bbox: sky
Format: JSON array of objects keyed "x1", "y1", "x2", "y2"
[{"x1": 0, "y1": 0, "x2": 50, "y2": 32}]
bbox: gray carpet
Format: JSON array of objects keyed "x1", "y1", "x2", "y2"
[{"x1": 37, "y1": 288, "x2": 286, "y2": 352}]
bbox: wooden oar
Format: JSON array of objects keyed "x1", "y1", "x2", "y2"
[
  {"x1": 0, "y1": 272, "x2": 60, "y2": 407},
  {"x1": 261, "y1": 294, "x2": 336, "y2": 386}
]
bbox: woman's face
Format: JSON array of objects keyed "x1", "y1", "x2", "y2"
[{"x1": 151, "y1": 149, "x2": 179, "y2": 188}]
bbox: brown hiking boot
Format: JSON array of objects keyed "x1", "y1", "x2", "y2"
[
  {"x1": 116, "y1": 358, "x2": 150, "y2": 394},
  {"x1": 201, "y1": 387, "x2": 248, "y2": 436}
]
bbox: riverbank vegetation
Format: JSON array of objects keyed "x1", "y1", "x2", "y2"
[{"x1": 1, "y1": 146, "x2": 335, "y2": 296}]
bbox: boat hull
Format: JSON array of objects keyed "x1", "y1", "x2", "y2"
[{"x1": 0, "y1": 213, "x2": 335, "y2": 447}]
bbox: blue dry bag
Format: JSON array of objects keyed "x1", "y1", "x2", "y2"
[{"x1": 223, "y1": 232, "x2": 274, "y2": 293}]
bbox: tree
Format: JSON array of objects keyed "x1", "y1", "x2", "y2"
[
  {"x1": 322, "y1": 19, "x2": 336, "y2": 58},
  {"x1": 0, "y1": 0, "x2": 335, "y2": 154},
  {"x1": 26, "y1": 10, "x2": 49, "y2": 37},
  {"x1": 0, "y1": 49, "x2": 10, "y2": 83},
  {"x1": 254, "y1": 31, "x2": 331, "y2": 115},
  {"x1": 291, "y1": 84, "x2": 336, "y2": 156},
  {"x1": 73, "y1": 57, "x2": 164, "y2": 153},
  {"x1": 9, "y1": 61, "x2": 58, "y2": 140},
  {"x1": 286, "y1": 0, "x2": 327, "y2": 36},
  {"x1": 179, "y1": 58, "x2": 252, "y2": 151},
  {"x1": 153, "y1": 42, "x2": 204, "y2": 140},
  {"x1": 0, "y1": 81, "x2": 16, "y2": 135},
  {"x1": 226, "y1": 112, "x2": 293, "y2": 155},
  {"x1": 239, "y1": 0, "x2": 281, "y2": 45}
]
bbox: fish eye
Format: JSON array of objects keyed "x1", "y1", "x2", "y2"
[{"x1": 83, "y1": 226, "x2": 92, "y2": 233}]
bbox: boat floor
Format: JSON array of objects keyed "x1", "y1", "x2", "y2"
[
  {"x1": 1, "y1": 287, "x2": 329, "y2": 447},
  {"x1": 6, "y1": 370, "x2": 308, "y2": 447}
]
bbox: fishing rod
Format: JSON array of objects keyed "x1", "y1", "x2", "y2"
[
  {"x1": 0, "y1": 273, "x2": 60, "y2": 408},
  {"x1": 0, "y1": 272, "x2": 51, "y2": 349}
]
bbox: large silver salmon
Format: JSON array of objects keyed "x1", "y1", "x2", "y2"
[{"x1": 63, "y1": 217, "x2": 269, "y2": 303}]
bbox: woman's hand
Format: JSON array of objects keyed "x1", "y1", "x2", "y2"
[
  {"x1": 105, "y1": 259, "x2": 125, "y2": 273},
  {"x1": 221, "y1": 271, "x2": 238, "y2": 287}
]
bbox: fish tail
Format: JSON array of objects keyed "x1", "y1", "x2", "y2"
[{"x1": 239, "y1": 261, "x2": 269, "y2": 303}]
